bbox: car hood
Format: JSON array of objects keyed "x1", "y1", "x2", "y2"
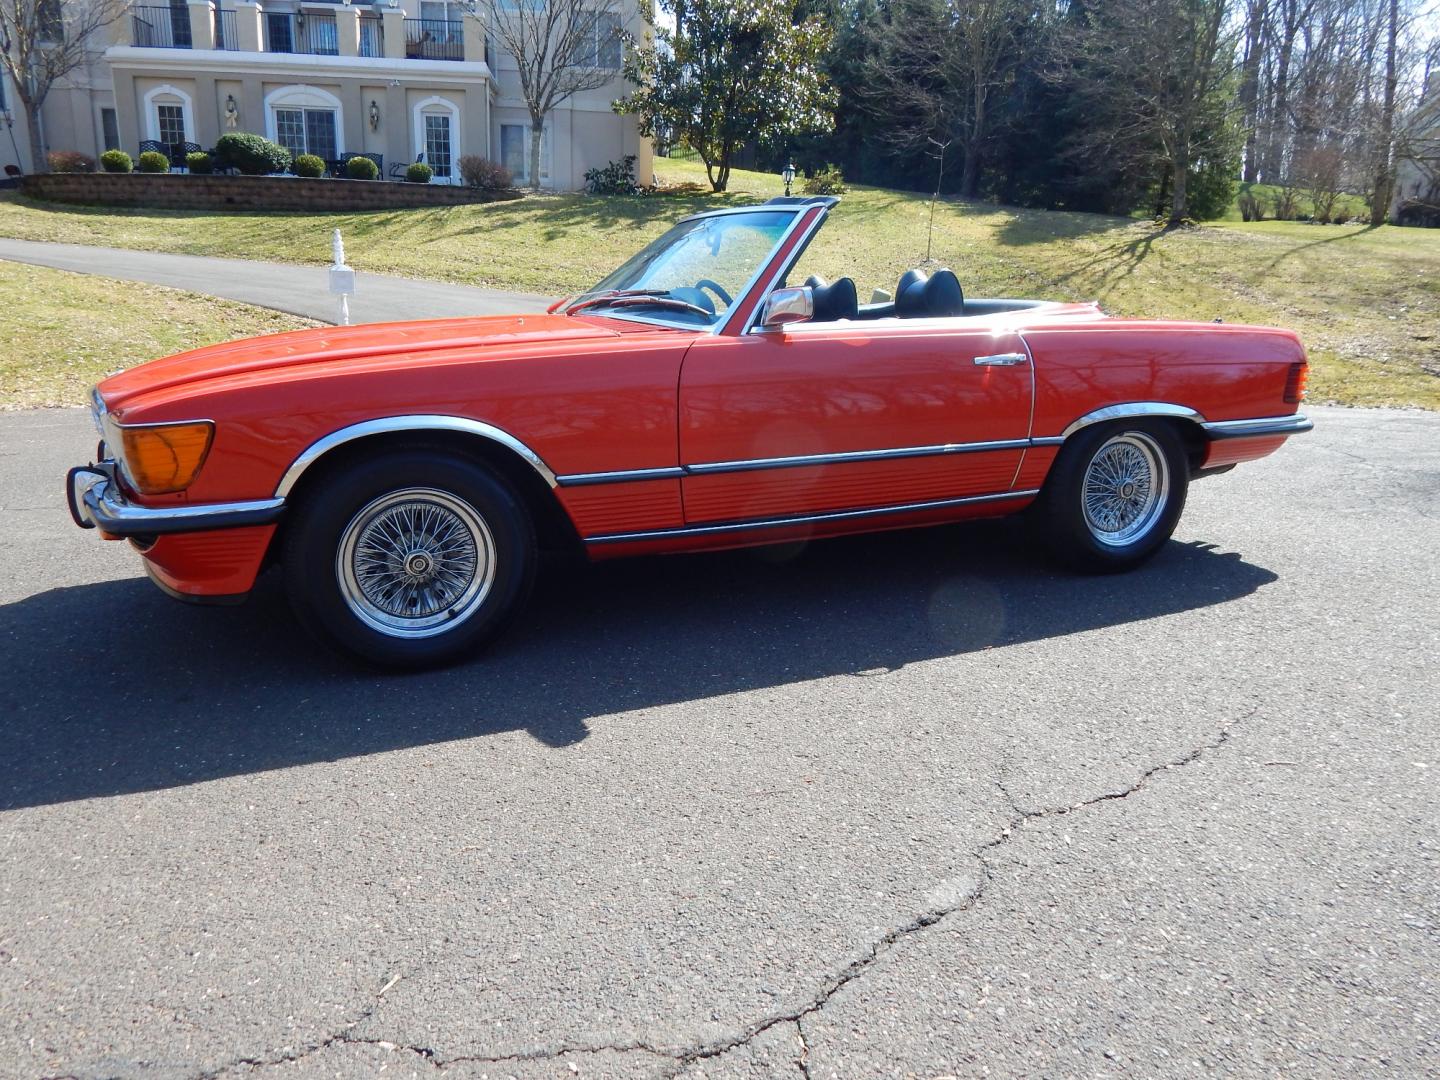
[{"x1": 97, "y1": 314, "x2": 623, "y2": 412}]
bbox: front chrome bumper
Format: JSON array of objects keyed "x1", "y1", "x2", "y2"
[{"x1": 66, "y1": 461, "x2": 285, "y2": 537}]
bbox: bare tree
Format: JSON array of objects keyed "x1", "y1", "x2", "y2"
[
  {"x1": 1368, "y1": 0, "x2": 1400, "y2": 221},
  {"x1": 0, "y1": 0, "x2": 125, "y2": 172},
  {"x1": 469, "y1": 0, "x2": 618, "y2": 189}
]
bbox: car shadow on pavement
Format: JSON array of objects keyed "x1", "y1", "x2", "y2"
[{"x1": 0, "y1": 520, "x2": 1277, "y2": 809}]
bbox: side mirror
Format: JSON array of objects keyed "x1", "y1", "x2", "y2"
[{"x1": 759, "y1": 286, "x2": 813, "y2": 330}]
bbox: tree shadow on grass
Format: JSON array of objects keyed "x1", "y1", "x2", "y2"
[{"x1": 0, "y1": 519, "x2": 1277, "y2": 811}]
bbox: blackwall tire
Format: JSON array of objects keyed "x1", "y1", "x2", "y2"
[
  {"x1": 1034, "y1": 421, "x2": 1189, "y2": 573},
  {"x1": 283, "y1": 451, "x2": 536, "y2": 668}
]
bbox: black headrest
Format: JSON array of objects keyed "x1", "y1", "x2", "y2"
[
  {"x1": 895, "y1": 269, "x2": 929, "y2": 316},
  {"x1": 925, "y1": 269, "x2": 965, "y2": 316},
  {"x1": 895, "y1": 267, "x2": 964, "y2": 318},
  {"x1": 808, "y1": 276, "x2": 857, "y2": 322}
]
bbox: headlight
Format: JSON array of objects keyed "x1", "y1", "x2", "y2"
[{"x1": 114, "y1": 421, "x2": 215, "y2": 494}]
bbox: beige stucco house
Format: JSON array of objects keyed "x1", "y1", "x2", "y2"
[{"x1": 2, "y1": 0, "x2": 651, "y2": 189}]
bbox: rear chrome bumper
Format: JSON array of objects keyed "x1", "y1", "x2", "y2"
[
  {"x1": 1200, "y1": 414, "x2": 1313, "y2": 440},
  {"x1": 67, "y1": 462, "x2": 285, "y2": 537}
]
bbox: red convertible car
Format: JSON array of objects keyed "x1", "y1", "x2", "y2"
[{"x1": 68, "y1": 197, "x2": 1312, "y2": 666}]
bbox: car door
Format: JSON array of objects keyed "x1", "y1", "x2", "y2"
[{"x1": 677, "y1": 319, "x2": 1034, "y2": 526}]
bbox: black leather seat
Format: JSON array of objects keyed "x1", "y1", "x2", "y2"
[
  {"x1": 803, "y1": 275, "x2": 858, "y2": 322},
  {"x1": 895, "y1": 268, "x2": 965, "y2": 318}
]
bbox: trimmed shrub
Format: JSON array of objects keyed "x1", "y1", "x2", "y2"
[
  {"x1": 406, "y1": 161, "x2": 433, "y2": 184},
  {"x1": 802, "y1": 164, "x2": 847, "y2": 195},
  {"x1": 346, "y1": 156, "x2": 380, "y2": 181},
  {"x1": 1237, "y1": 190, "x2": 1265, "y2": 221},
  {"x1": 185, "y1": 151, "x2": 214, "y2": 174},
  {"x1": 458, "y1": 154, "x2": 512, "y2": 191},
  {"x1": 137, "y1": 151, "x2": 171, "y2": 174},
  {"x1": 585, "y1": 155, "x2": 640, "y2": 195},
  {"x1": 99, "y1": 149, "x2": 133, "y2": 174},
  {"x1": 47, "y1": 150, "x2": 96, "y2": 174},
  {"x1": 293, "y1": 153, "x2": 326, "y2": 178},
  {"x1": 213, "y1": 132, "x2": 292, "y2": 176}
]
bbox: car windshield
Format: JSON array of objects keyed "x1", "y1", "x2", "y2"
[{"x1": 565, "y1": 210, "x2": 797, "y2": 328}]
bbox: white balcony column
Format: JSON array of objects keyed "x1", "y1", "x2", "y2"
[
  {"x1": 187, "y1": 0, "x2": 216, "y2": 49},
  {"x1": 381, "y1": 7, "x2": 406, "y2": 59},
  {"x1": 236, "y1": 0, "x2": 263, "y2": 52},
  {"x1": 462, "y1": 11, "x2": 484, "y2": 65},
  {"x1": 336, "y1": 4, "x2": 360, "y2": 56}
]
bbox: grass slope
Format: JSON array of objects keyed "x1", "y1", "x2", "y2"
[
  {"x1": 0, "y1": 261, "x2": 316, "y2": 409},
  {"x1": 1, "y1": 157, "x2": 1434, "y2": 408}
]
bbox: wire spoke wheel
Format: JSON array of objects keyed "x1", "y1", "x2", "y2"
[
  {"x1": 1081, "y1": 432, "x2": 1170, "y2": 547},
  {"x1": 337, "y1": 487, "x2": 496, "y2": 639}
]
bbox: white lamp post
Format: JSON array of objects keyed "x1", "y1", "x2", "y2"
[{"x1": 782, "y1": 160, "x2": 796, "y2": 197}]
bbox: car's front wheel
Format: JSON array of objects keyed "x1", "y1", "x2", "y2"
[
  {"x1": 1034, "y1": 421, "x2": 1189, "y2": 573},
  {"x1": 284, "y1": 451, "x2": 535, "y2": 667}
]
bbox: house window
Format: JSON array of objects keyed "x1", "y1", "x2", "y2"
[
  {"x1": 418, "y1": 0, "x2": 462, "y2": 43},
  {"x1": 265, "y1": 11, "x2": 294, "y2": 52},
  {"x1": 101, "y1": 108, "x2": 120, "y2": 151},
  {"x1": 156, "y1": 104, "x2": 186, "y2": 146},
  {"x1": 579, "y1": 10, "x2": 620, "y2": 68},
  {"x1": 501, "y1": 123, "x2": 549, "y2": 184},
  {"x1": 424, "y1": 113, "x2": 453, "y2": 179},
  {"x1": 37, "y1": 0, "x2": 64, "y2": 42},
  {"x1": 274, "y1": 108, "x2": 337, "y2": 160}
]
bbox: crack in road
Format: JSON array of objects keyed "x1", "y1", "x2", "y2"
[{"x1": 194, "y1": 715, "x2": 1247, "y2": 1079}]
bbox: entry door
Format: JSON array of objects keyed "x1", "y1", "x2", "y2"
[{"x1": 678, "y1": 322, "x2": 1033, "y2": 526}]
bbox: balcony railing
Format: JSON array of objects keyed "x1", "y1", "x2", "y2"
[
  {"x1": 132, "y1": 4, "x2": 190, "y2": 48},
  {"x1": 404, "y1": 18, "x2": 463, "y2": 61},
  {"x1": 214, "y1": 7, "x2": 238, "y2": 50},
  {"x1": 359, "y1": 14, "x2": 382, "y2": 57}
]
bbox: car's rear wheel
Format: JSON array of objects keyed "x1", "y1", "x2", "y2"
[
  {"x1": 284, "y1": 451, "x2": 535, "y2": 668},
  {"x1": 1034, "y1": 421, "x2": 1188, "y2": 572}
]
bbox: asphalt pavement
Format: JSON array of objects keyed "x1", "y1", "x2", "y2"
[
  {"x1": 0, "y1": 238, "x2": 549, "y2": 324},
  {"x1": 0, "y1": 405, "x2": 1436, "y2": 1079}
]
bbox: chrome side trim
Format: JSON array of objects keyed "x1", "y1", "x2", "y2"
[
  {"x1": 75, "y1": 475, "x2": 284, "y2": 537},
  {"x1": 1201, "y1": 414, "x2": 1313, "y2": 439},
  {"x1": 274, "y1": 415, "x2": 559, "y2": 497},
  {"x1": 1029, "y1": 436, "x2": 1066, "y2": 447},
  {"x1": 1057, "y1": 402, "x2": 1207, "y2": 440},
  {"x1": 585, "y1": 488, "x2": 1041, "y2": 545},
  {"x1": 556, "y1": 466, "x2": 686, "y2": 487},
  {"x1": 686, "y1": 439, "x2": 1032, "y2": 475}
]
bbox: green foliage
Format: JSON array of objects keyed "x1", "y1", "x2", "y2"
[
  {"x1": 213, "y1": 133, "x2": 292, "y2": 176},
  {"x1": 137, "y1": 151, "x2": 171, "y2": 174},
  {"x1": 802, "y1": 164, "x2": 847, "y2": 195},
  {"x1": 346, "y1": 156, "x2": 380, "y2": 181},
  {"x1": 292, "y1": 154, "x2": 326, "y2": 178},
  {"x1": 405, "y1": 161, "x2": 433, "y2": 184},
  {"x1": 458, "y1": 155, "x2": 512, "y2": 190},
  {"x1": 185, "y1": 151, "x2": 213, "y2": 175},
  {"x1": 585, "y1": 155, "x2": 642, "y2": 195},
  {"x1": 99, "y1": 150, "x2": 133, "y2": 174},
  {"x1": 47, "y1": 151, "x2": 96, "y2": 173},
  {"x1": 617, "y1": 0, "x2": 838, "y2": 192}
]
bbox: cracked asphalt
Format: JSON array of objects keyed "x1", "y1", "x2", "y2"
[{"x1": 1, "y1": 404, "x2": 1436, "y2": 1080}]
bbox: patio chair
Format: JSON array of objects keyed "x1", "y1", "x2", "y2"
[{"x1": 388, "y1": 152, "x2": 423, "y2": 179}]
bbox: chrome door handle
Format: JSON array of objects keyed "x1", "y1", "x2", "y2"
[{"x1": 973, "y1": 352, "x2": 1028, "y2": 366}]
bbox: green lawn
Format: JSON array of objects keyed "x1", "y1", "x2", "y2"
[
  {"x1": 0, "y1": 261, "x2": 315, "y2": 409},
  {"x1": 1, "y1": 157, "x2": 1435, "y2": 409}
]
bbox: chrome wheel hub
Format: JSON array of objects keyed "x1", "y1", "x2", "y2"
[
  {"x1": 1082, "y1": 432, "x2": 1169, "y2": 547},
  {"x1": 337, "y1": 488, "x2": 496, "y2": 638}
]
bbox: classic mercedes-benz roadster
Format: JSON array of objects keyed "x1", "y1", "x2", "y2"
[{"x1": 68, "y1": 196, "x2": 1312, "y2": 666}]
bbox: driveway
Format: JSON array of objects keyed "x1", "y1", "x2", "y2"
[
  {"x1": 0, "y1": 238, "x2": 549, "y2": 324},
  {"x1": 0, "y1": 405, "x2": 1436, "y2": 1079}
]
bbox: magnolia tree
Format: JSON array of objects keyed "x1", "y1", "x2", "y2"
[
  {"x1": 616, "y1": 0, "x2": 837, "y2": 192},
  {"x1": 0, "y1": 0, "x2": 126, "y2": 172}
]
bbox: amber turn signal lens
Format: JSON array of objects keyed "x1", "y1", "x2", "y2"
[{"x1": 118, "y1": 421, "x2": 214, "y2": 494}]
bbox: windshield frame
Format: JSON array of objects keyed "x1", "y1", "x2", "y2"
[{"x1": 563, "y1": 201, "x2": 833, "y2": 335}]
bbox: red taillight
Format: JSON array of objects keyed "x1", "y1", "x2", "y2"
[{"x1": 1284, "y1": 361, "x2": 1308, "y2": 405}]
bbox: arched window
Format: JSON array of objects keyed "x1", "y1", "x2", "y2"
[
  {"x1": 413, "y1": 95, "x2": 461, "y2": 184},
  {"x1": 265, "y1": 85, "x2": 344, "y2": 161},
  {"x1": 142, "y1": 84, "x2": 194, "y2": 145}
]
